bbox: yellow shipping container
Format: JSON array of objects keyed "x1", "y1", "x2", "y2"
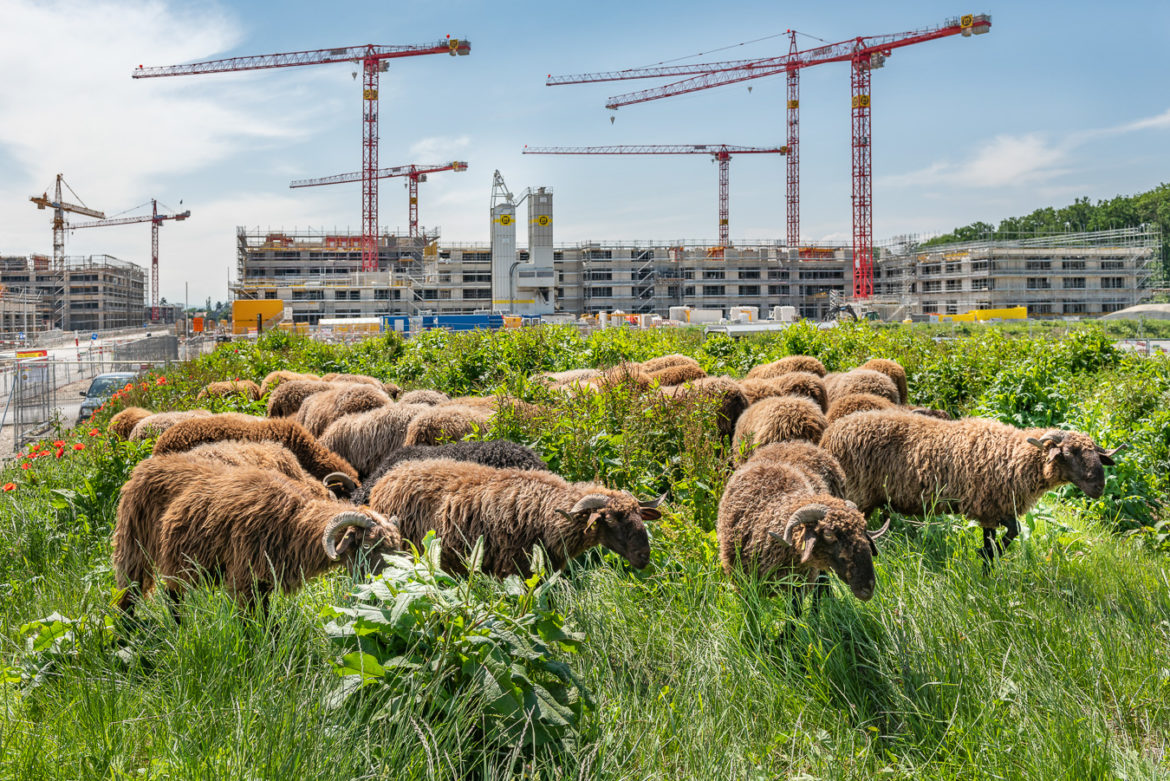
[{"x1": 232, "y1": 300, "x2": 285, "y2": 334}]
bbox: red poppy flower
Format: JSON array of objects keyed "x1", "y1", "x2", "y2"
[
  {"x1": 124, "y1": 383, "x2": 134, "y2": 392},
  {"x1": 2, "y1": 483, "x2": 15, "y2": 492},
  {"x1": 73, "y1": 443, "x2": 85, "y2": 451},
  {"x1": 55, "y1": 448, "x2": 64, "y2": 459},
  {"x1": 20, "y1": 463, "x2": 31, "y2": 471},
  {"x1": 156, "y1": 376, "x2": 167, "y2": 385},
  {"x1": 53, "y1": 440, "x2": 65, "y2": 448},
  {"x1": 89, "y1": 428, "x2": 100, "y2": 437}
]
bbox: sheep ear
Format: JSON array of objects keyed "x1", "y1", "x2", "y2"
[
  {"x1": 767, "y1": 530, "x2": 791, "y2": 546},
  {"x1": 800, "y1": 537, "x2": 816, "y2": 564},
  {"x1": 1046, "y1": 447, "x2": 1062, "y2": 464},
  {"x1": 639, "y1": 508, "x2": 662, "y2": 521},
  {"x1": 868, "y1": 539, "x2": 879, "y2": 558}
]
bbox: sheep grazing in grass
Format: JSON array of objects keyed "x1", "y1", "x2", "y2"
[
  {"x1": 319, "y1": 373, "x2": 402, "y2": 400},
  {"x1": 640, "y1": 354, "x2": 700, "y2": 373},
  {"x1": 403, "y1": 404, "x2": 492, "y2": 447},
  {"x1": 658, "y1": 375, "x2": 749, "y2": 438},
  {"x1": 533, "y1": 368, "x2": 602, "y2": 389},
  {"x1": 826, "y1": 392, "x2": 897, "y2": 425},
  {"x1": 859, "y1": 358, "x2": 908, "y2": 405},
  {"x1": 740, "y1": 372, "x2": 827, "y2": 410},
  {"x1": 296, "y1": 383, "x2": 391, "y2": 437},
  {"x1": 591, "y1": 362, "x2": 653, "y2": 393},
  {"x1": 746, "y1": 441, "x2": 847, "y2": 498},
  {"x1": 824, "y1": 369, "x2": 900, "y2": 405},
  {"x1": 732, "y1": 396, "x2": 828, "y2": 460},
  {"x1": 746, "y1": 355, "x2": 827, "y2": 380},
  {"x1": 196, "y1": 379, "x2": 262, "y2": 401},
  {"x1": 367, "y1": 458, "x2": 663, "y2": 577},
  {"x1": 353, "y1": 440, "x2": 550, "y2": 505},
  {"x1": 399, "y1": 389, "x2": 450, "y2": 406},
  {"x1": 153, "y1": 414, "x2": 359, "y2": 482},
  {"x1": 109, "y1": 407, "x2": 152, "y2": 439},
  {"x1": 319, "y1": 403, "x2": 430, "y2": 479},
  {"x1": 911, "y1": 407, "x2": 953, "y2": 420},
  {"x1": 821, "y1": 411, "x2": 1126, "y2": 564},
  {"x1": 259, "y1": 370, "x2": 319, "y2": 397},
  {"x1": 266, "y1": 380, "x2": 334, "y2": 418},
  {"x1": 113, "y1": 461, "x2": 397, "y2": 615},
  {"x1": 129, "y1": 410, "x2": 215, "y2": 441},
  {"x1": 717, "y1": 457, "x2": 887, "y2": 608},
  {"x1": 182, "y1": 440, "x2": 356, "y2": 499},
  {"x1": 645, "y1": 363, "x2": 707, "y2": 386}
]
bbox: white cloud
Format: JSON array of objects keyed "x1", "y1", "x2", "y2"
[
  {"x1": 881, "y1": 133, "x2": 1068, "y2": 190},
  {"x1": 408, "y1": 135, "x2": 471, "y2": 161}
]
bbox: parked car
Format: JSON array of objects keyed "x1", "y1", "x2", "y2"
[{"x1": 77, "y1": 372, "x2": 138, "y2": 424}]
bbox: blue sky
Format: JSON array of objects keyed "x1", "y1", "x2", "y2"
[{"x1": 1, "y1": 0, "x2": 1168, "y2": 305}]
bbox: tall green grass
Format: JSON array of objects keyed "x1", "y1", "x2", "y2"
[{"x1": 1, "y1": 323, "x2": 1167, "y2": 778}]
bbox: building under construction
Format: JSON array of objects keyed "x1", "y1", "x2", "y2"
[
  {"x1": 0, "y1": 254, "x2": 146, "y2": 332},
  {"x1": 232, "y1": 222, "x2": 1160, "y2": 324}
]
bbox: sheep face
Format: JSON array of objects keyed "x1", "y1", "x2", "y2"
[
  {"x1": 561, "y1": 494, "x2": 662, "y2": 569},
  {"x1": 322, "y1": 510, "x2": 402, "y2": 571},
  {"x1": 1028, "y1": 431, "x2": 1124, "y2": 500},
  {"x1": 770, "y1": 502, "x2": 885, "y2": 601}
]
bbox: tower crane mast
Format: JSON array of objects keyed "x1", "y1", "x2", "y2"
[
  {"x1": 133, "y1": 38, "x2": 470, "y2": 271},
  {"x1": 546, "y1": 14, "x2": 991, "y2": 297},
  {"x1": 523, "y1": 144, "x2": 786, "y2": 248}
]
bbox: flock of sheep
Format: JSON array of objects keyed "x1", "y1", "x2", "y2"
[{"x1": 106, "y1": 351, "x2": 1124, "y2": 620}]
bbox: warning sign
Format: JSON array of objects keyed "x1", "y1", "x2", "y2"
[
  {"x1": 496, "y1": 214, "x2": 513, "y2": 226},
  {"x1": 534, "y1": 215, "x2": 551, "y2": 227}
]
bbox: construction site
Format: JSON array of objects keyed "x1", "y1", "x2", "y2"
[{"x1": 7, "y1": 15, "x2": 1169, "y2": 340}]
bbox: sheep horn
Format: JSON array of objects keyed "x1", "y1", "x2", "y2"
[
  {"x1": 569, "y1": 494, "x2": 610, "y2": 515},
  {"x1": 322, "y1": 512, "x2": 374, "y2": 561},
  {"x1": 782, "y1": 503, "x2": 829, "y2": 544},
  {"x1": 639, "y1": 492, "x2": 668, "y2": 509},
  {"x1": 1026, "y1": 431, "x2": 1065, "y2": 449},
  {"x1": 866, "y1": 518, "x2": 891, "y2": 541},
  {"x1": 322, "y1": 472, "x2": 358, "y2": 495},
  {"x1": 1098, "y1": 443, "x2": 1128, "y2": 457}
]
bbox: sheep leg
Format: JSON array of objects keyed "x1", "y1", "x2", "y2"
[
  {"x1": 810, "y1": 573, "x2": 831, "y2": 612},
  {"x1": 979, "y1": 527, "x2": 998, "y2": 570},
  {"x1": 998, "y1": 518, "x2": 1021, "y2": 553},
  {"x1": 163, "y1": 586, "x2": 184, "y2": 625}
]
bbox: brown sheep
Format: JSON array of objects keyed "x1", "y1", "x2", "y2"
[
  {"x1": 319, "y1": 403, "x2": 431, "y2": 479},
  {"x1": 182, "y1": 440, "x2": 353, "y2": 499},
  {"x1": 258, "y1": 370, "x2": 319, "y2": 397},
  {"x1": 266, "y1": 380, "x2": 335, "y2": 418},
  {"x1": 592, "y1": 362, "x2": 653, "y2": 393},
  {"x1": 153, "y1": 414, "x2": 359, "y2": 481},
  {"x1": 746, "y1": 441, "x2": 847, "y2": 498},
  {"x1": 109, "y1": 407, "x2": 152, "y2": 439},
  {"x1": 296, "y1": 383, "x2": 391, "y2": 437},
  {"x1": 534, "y1": 368, "x2": 602, "y2": 388},
  {"x1": 197, "y1": 379, "x2": 262, "y2": 401},
  {"x1": 824, "y1": 369, "x2": 900, "y2": 405},
  {"x1": 399, "y1": 389, "x2": 450, "y2": 406},
  {"x1": 911, "y1": 407, "x2": 953, "y2": 420},
  {"x1": 859, "y1": 359, "x2": 908, "y2": 405},
  {"x1": 821, "y1": 411, "x2": 1126, "y2": 564},
  {"x1": 825, "y1": 392, "x2": 897, "y2": 425},
  {"x1": 732, "y1": 396, "x2": 828, "y2": 460},
  {"x1": 658, "y1": 375, "x2": 749, "y2": 438},
  {"x1": 739, "y1": 371, "x2": 827, "y2": 410},
  {"x1": 403, "y1": 404, "x2": 492, "y2": 447},
  {"x1": 645, "y1": 363, "x2": 708, "y2": 386},
  {"x1": 367, "y1": 458, "x2": 663, "y2": 577},
  {"x1": 717, "y1": 458, "x2": 887, "y2": 609},
  {"x1": 113, "y1": 460, "x2": 398, "y2": 615},
  {"x1": 641, "y1": 353, "x2": 700, "y2": 372},
  {"x1": 129, "y1": 410, "x2": 215, "y2": 441},
  {"x1": 745, "y1": 355, "x2": 827, "y2": 380}
]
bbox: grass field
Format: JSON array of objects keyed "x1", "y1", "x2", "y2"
[{"x1": 1, "y1": 321, "x2": 1168, "y2": 779}]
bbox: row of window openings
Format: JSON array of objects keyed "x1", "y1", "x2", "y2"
[{"x1": 919, "y1": 259, "x2": 1127, "y2": 275}]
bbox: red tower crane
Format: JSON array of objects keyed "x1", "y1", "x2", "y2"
[
  {"x1": 546, "y1": 14, "x2": 991, "y2": 297},
  {"x1": 290, "y1": 161, "x2": 468, "y2": 240},
  {"x1": 71, "y1": 200, "x2": 191, "y2": 322},
  {"x1": 132, "y1": 38, "x2": 471, "y2": 271},
  {"x1": 523, "y1": 144, "x2": 786, "y2": 248}
]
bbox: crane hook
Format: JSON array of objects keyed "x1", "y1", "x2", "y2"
[{"x1": 610, "y1": 115, "x2": 615, "y2": 125}]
